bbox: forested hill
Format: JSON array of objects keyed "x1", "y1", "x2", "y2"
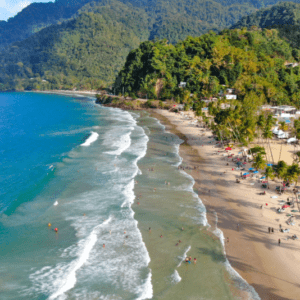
[
  {"x1": 115, "y1": 28, "x2": 300, "y2": 108},
  {"x1": 231, "y1": 2, "x2": 300, "y2": 48},
  {"x1": 0, "y1": 1, "x2": 149, "y2": 91},
  {"x1": 0, "y1": 0, "x2": 256, "y2": 50}
]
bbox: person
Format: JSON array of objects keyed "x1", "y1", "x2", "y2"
[
  {"x1": 160, "y1": 235, "x2": 163, "y2": 238},
  {"x1": 175, "y1": 243, "x2": 179, "y2": 246},
  {"x1": 109, "y1": 230, "x2": 111, "y2": 235},
  {"x1": 179, "y1": 240, "x2": 182, "y2": 243},
  {"x1": 103, "y1": 244, "x2": 105, "y2": 248},
  {"x1": 149, "y1": 227, "x2": 151, "y2": 232},
  {"x1": 54, "y1": 228, "x2": 58, "y2": 233},
  {"x1": 268, "y1": 227, "x2": 270, "y2": 233},
  {"x1": 237, "y1": 223, "x2": 239, "y2": 231},
  {"x1": 124, "y1": 230, "x2": 126, "y2": 234},
  {"x1": 48, "y1": 223, "x2": 51, "y2": 227},
  {"x1": 185, "y1": 257, "x2": 189, "y2": 263},
  {"x1": 181, "y1": 227, "x2": 184, "y2": 231},
  {"x1": 189, "y1": 256, "x2": 192, "y2": 261},
  {"x1": 278, "y1": 239, "x2": 281, "y2": 246},
  {"x1": 272, "y1": 228, "x2": 274, "y2": 233},
  {"x1": 227, "y1": 237, "x2": 229, "y2": 243},
  {"x1": 194, "y1": 258, "x2": 197, "y2": 264}
]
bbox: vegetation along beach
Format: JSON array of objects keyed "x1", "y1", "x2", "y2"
[{"x1": 4, "y1": 0, "x2": 300, "y2": 299}]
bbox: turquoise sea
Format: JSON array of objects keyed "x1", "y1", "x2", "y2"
[{"x1": 0, "y1": 92, "x2": 259, "y2": 300}]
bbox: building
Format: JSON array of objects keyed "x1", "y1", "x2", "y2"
[
  {"x1": 225, "y1": 94, "x2": 237, "y2": 100},
  {"x1": 178, "y1": 82, "x2": 186, "y2": 88}
]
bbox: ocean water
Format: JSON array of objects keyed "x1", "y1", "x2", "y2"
[
  {"x1": 0, "y1": 92, "x2": 258, "y2": 300},
  {"x1": 0, "y1": 92, "x2": 151, "y2": 300}
]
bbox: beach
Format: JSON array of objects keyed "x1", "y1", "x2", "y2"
[{"x1": 152, "y1": 109, "x2": 300, "y2": 300}]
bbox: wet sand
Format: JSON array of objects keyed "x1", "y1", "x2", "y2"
[{"x1": 153, "y1": 109, "x2": 300, "y2": 300}]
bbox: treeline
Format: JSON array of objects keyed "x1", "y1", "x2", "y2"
[
  {"x1": 231, "y1": 2, "x2": 300, "y2": 48},
  {"x1": 0, "y1": 1, "x2": 149, "y2": 91},
  {"x1": 115, "y1": 28, "x2": 300, "y2": 107}
]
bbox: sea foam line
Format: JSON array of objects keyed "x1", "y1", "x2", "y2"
[
  {"x1": 159, "y1": 119, "x2": 260, "y2": 299},
  {"x1": 177, "y1": 245, "x2": 191, "y2": 267},
  {"x1": 212, "y1": 211, "x2": 260, "y2": 300},
  {"x1": 81, "y1": 131, "x2": 99, "y2": 146},
  {"x1": 48, "y1": 217, "x2": 112, "y2": 300}
]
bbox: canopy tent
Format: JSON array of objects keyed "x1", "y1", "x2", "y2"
[
  {"x1": 287, "y1": 137, "x2": 297, "y2": 144},
  {"x1": 260, "y1": 176, "x2": 266, "y2": 179},
  {"x1": 285, "y1": 119, "x2": 291, "y2": 124},
  {"x1": 272, "y1": 126, "x2": 279, "y2": 134},
  {"x1": 282, "y1": 205, "x2": 290, "y2": 208},
  {"x1": 267, "y1": 163, "x2": 273, "y2": 166},
  {"x1": 225, "y1": 147, "x2": 232, "y2": 150},
  {"x1": 253, "y1": 171, "x2": 259, "y2": 174},
  {"x1": 249, "y1": 168, "x2": 254, "y2": 171},
  {"x1": 243, "y1": 172, "x2": 250, "y2": 177}
]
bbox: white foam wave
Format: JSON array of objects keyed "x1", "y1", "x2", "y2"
[
  {"x1": 105, "y1": 131, "x2": 132, "y2": 155},
  {"x1": 212, "y1": 211, "x2": 260, "y2": 300},
  {"x1": 171, "y1": 270, "x2": 181, "y2": 284},
  {"x1": 53, "y1": 201, "x2": 58, "y2": 206},
  {"x1": 48, "y1": 217, "x2": 112, "y2": 300},
  {"x1": 81, "y1": 131, "x2": 99, "y2": 147},
  {"x1": 177, "y1": 245, "x2": 191, "y2": 267}
]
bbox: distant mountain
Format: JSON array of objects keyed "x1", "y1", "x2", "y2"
[
  {"x1": 231, "y1": 2, "x2": 300, "y2": 48},
  {"x1": 3, "y1": 0, "x2": 300, "y2": 91}
]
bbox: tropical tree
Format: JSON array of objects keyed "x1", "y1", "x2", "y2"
[
  {"x1": 276, "y1": 160, "x2": 287, "y2": 180},
  {"x1": 262, "y1": 127, "x2": 274, "y2": 164},
  {"x1": 285, "y1": 164, "x2": 300, "y2": 186},
  {"x1": 264, "y1": 166, "x2": 275, "y2": 187},
  {"x1": 249, "y1": 146, "x2": 266, "y2": 157},
  {"x1": 252, "y1": 153, "x2": 267, "y2": 171}
]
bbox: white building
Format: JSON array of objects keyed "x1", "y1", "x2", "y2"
[{"x1": 225, "y1": 94, "x2": 237, "y2": 100}]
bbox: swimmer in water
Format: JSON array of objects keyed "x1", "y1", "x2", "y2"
[
  {"x1": 109, "y1": 230, "x2": 111, "y2": 235},
  {"x1": 103, "y1": 244, "x2": 105, "y2": 248},
  {"x1": 124, "y1": 230, "x2": 126, "y2": 234},
  {"x1": 160, "y1": 235, "x2": 163, "y2": 238}
]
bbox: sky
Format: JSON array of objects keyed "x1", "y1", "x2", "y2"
[{"x1": 0, "y1": 0, "x2": 54, "y2": 21}]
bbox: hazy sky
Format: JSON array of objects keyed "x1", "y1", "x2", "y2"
[{"x1": 0, "y1": 0, "x2": 54, "y2": 21}]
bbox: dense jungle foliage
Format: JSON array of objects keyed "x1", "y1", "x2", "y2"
[
  {"x1": 0, "y1": 1, "x2": 149, "y2": 91},
  {"x1": 115, "y1": 28, "x2": 300, "y2": 108},
  {"x1": 231, "y1": 2, "x2": 300, "y2": 48}
]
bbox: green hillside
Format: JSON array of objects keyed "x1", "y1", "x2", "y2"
[
  {"x1": 231, "y1": 2, "x2": 300, "y2": 48},
  {"x1": 115, "y1": 28, "x2": 300, "y2": 107},
  {"x1": 0, "y1": 1, "x2": 149, "y2": 91}
]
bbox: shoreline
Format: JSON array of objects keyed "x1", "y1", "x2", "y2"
[
  {"x1": 153, "y1": 109, "x2": 300, "y2": 300},
  {"x1": 27, "y1": 91, "x2": 300, "y2": 298}
]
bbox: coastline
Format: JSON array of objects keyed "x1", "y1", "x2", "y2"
[
  {"x1": 153, "y1": 109, "x2": 300, "y2": 300},
  {"x1": 28, "y1": 90, "x2": 300, "y2": 298}
]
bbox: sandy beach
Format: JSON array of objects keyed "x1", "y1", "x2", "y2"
[{"x1": 153, "y1": 109, "x2": 300, "y2": 299}]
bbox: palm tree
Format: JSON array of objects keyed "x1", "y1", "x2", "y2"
[
  {"x1": 285, "y1": 164, "x2": 300, "y2": 186},
  {"x1": 276, "y1": 160, "x2": 287, "y2": 180},
  {"x1": 256, "y1": 114, "x2": 266, "y2": 144},
  {"x1": 262, "y1": 127, "x2": 274, "y2": 164},
  {"x1": 252, "y1": 153, "x2": 267, "y2": 171},
  {"x1": 249, "y1": 146, "x2": 266, "y2": 157},
  {"x1": 264, "y1": 166, "x2": 275, "y2": 188}
]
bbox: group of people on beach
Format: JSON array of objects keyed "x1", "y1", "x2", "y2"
[{"x1": 185, "y1": 256, "x2": 197, "y2": 264}]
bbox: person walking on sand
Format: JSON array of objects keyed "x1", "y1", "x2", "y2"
[
  {"x1": 194, "y1": 258, "x2": 197, "y2": 264},
  {"x1": 149, "y1": 227, "x2": 151, "y2": 232},
  {"x1": 237, "y1": 223, "x2": 239, "y2": 231},
  {"x1": 268, "y1": 227, "x2": 270, "y2": 233},
  {"x1": 278, "y1": 239, "x2": 281, "y2": 246},
  {"x1": 272, "y1": 228, "x2": 274, "y2": 233}
]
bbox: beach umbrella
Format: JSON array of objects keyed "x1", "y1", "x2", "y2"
[
  {"x1": 243, "y1": 162, "x2": 247, "y2": 164},
  {"x1": 225, "y1": 147, "x2": 232, "y2": 150},
  {"x1": 248, "y1": 168, "x2": 254, "y2": 171},
  {"x1": 243, "y1": 172, "x2": 250, "y2": 176},
  {"x1": 267, "y1": 163, "x2": 273, "y2": 167},
  {"x1": 253, "y1": 171, "x2": 259, "y2": 174},
  {"x1": 237, "y1": 161, "x2": 242, "y2": 166},
  {"x1": 260, "y1": 176, "x2": 266, "y2": 179},
  {"x1": 282, "y1": 205, "x2": 290, "y2": 208},
  {"x1": 292, "y1": 210, "x2": 298, "y2": 212}
]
